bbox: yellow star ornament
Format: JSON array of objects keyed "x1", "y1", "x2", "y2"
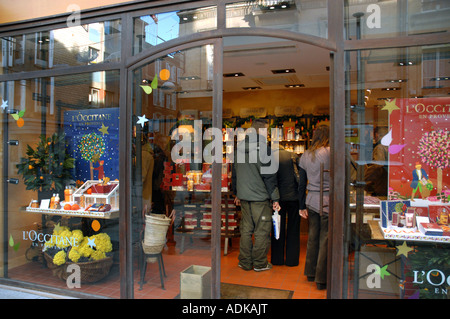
[
  {"x1": 98, "y1": 123, "x2": 109, "y2": 135},
  {"x1": 396, "y1": 241, "x2": 413, "y2": 257},
  {"x1": 381, "y1": 98, "x2": 400, "y2": 115}
]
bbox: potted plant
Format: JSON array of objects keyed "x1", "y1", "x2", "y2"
[{"x1": 16, "y1": 132, "x2": 75, "y2": 198}]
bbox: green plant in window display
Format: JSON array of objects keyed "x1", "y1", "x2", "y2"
[{"x1": 16, "y1": 133, "x2": 75, "y2": 192}]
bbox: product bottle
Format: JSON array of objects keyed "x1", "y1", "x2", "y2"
[
  {"x1": 54, "y1": 193, "x2": 60, "y2": 209},
  {"x1": 64, "y1": 186, "x2": 70, "y2": 202},
  {"x1": 68, "y1": 186, "x2": 74, "y2": 202},
  {"x1": 50, "y1": 194, "x2": 56, "y2": 209}
]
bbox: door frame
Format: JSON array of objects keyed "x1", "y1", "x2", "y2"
[
  {"x1": 121, "y1": 34, "x2": 338, "y2": 298},
  {"x1": 123, "y1": 38, "x2": 224, "y2": 299}
]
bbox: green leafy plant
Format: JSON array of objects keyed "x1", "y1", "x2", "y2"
[{"x1": 16, "y1": 133, "x2": 75, "y2": 192}]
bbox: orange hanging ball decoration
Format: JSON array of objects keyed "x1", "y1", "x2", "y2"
[
  {"x1": 91, "y1": 219, "x2": 101, "y2": 232},
  {"x1": 159, "y1": 68, "x2": 170, "y2": 81}
]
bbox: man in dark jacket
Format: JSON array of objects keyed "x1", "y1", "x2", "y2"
[{"x1": 232, "y1": 131, "x2": 280, "y2": 272}]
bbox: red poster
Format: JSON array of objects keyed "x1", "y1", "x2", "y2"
[{"x1": 386, "y1": 98, "x2": 450, "y2": 201}]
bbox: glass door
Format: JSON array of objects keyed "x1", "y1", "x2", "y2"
[{"x1": 130, "y1": 43, "x2": 220, "y2": 298}]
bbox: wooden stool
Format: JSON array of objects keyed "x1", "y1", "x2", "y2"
[{"x1": 139, "y1": 252, "x2": 167, "y2": 290}]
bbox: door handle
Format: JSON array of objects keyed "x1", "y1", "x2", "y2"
[{"x1": 6, "y1": 178, "x2": 19, "y2": 184}]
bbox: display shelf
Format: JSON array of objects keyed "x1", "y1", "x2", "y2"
[
  {"x1": 24, "y1": 206, "x2": 119, "y2": 219},
  {"x1": 172, "y1": 190, "x2": 240, "y2": 255},
  {"x1": 73, "y1": 180, "x2": 119, "y2": 210},
  {"x1": 378, "y1": 220, "x2": 450, "y2": 243}
]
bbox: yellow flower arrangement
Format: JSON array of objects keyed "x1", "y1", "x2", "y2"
[
  {"x1": 68, "y1": 248, "x2": 81, "y2": 263},
  {"x1": 91, "y1": 250, "x2": 106, "y2": 261},
  {"x1": 71, "y1": 229, "x2": 84, "y2": 245},
  {"x1": 93, "y1": 233, "x2": 113, "y2": 253},
  {"x1": 53, "y1": 250, "x2": 66, "y2": 266},
  {"x1": 44, "y1": 224, "x2": 113, "y2": 265}
]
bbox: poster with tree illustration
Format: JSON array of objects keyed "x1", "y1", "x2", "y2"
[
  {"x1": 384, "y1": 98, "x2": 450, "y2": 201},
  {"x1": 64, "y1": 108, "x2": 119, "y2": 183}
]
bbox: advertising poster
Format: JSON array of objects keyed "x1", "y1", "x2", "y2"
[
  {"x1": 385, "y1": 98, "x2": 450, "y2": 201},
  {"x1": 64, "y1": 108, "x2": 120, "y2": 183}
]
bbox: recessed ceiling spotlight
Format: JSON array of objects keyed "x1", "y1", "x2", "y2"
[
  {"x1": 431, "y1": 76, "x2": 450, "y2": 81},
  {"x1": 179, "y1": 75, "x2": 200, "y2": 80},
  {"x1": 397, "y1": 61, "x2": 415, "y2": 66},
  {"x1": 386, "y1": 79, "x2": 407, "y2": 83},
  {"x1": 243, "y1": 87, "x2": 262, "y2": 90},
  {"x1": 285, "y1": 84, "x2": 304, "y2": 88},
  {"x1": 223, "y1": 72, "x2": 245, "y2": 77},
  {"x1": 271, "y1": 69, "x2": 295, "y2": 74}
]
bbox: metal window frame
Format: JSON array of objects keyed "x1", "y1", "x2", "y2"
[{"x1": 0, "y1": 0, "x2": 448, "y2": 300}]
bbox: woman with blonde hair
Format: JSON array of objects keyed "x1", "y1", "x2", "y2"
[{"x1": 298, "y1": 124, "x2": 330, "y2": 290}]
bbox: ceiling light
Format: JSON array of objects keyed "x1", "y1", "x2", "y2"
[
  {"x1": 271, "y1": 69, "x2": 295, "y2": 74},
  {"x1": 382, "y1": 87, "x2": 400, "y2": 91},
  {"x1": 397, "y1": 61, "x2": 415, "y2": 66},
  {"x1": 243, "y1": 87, "x2": 262, "y2": 90},
  {"x1": 285, "y1": 84, "x2": 304, "y2": 88},
  {"x1": 224, "y1": 72, "x2": 245, "y2": 77},
  {"x1": 180, "y1": 75, "x2": 200, "y2": 80},
  {"x1": 386, "y1": 79, "x2": 407, "y2": 83},
  {"x1": 431, "y1": 76, "x2": 450, "y2": 81}
]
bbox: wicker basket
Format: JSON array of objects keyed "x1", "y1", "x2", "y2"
[
  {"x1": 143, "y1": 214, "x2": 171, "y2": 254},
  {"x1": 44, "y1": 251, "x2": 113, "y2": 283}
]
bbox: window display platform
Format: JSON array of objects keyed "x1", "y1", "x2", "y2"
[{"x1": 23, "y1": 207, "x2": 119, "y2": 219}]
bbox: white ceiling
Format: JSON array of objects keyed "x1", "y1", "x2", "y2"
[{"x1": 222, "y1": 36, "x2": 331, "y2": 92}]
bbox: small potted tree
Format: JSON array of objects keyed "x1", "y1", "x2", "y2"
[{"x1": 16, "y1": 132, "x2": 75, "y2": 200}]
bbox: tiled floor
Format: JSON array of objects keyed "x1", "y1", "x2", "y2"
[{"x1": 7, "y1": 234, "x2": 326, "y2": 299}]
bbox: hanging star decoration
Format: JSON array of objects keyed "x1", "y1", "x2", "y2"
[
  {"x1": 136, "y1": 114, "x2": 149, "y2": 128},
  {"x1": 1, "y1": 99, "x2": 8, "y2": 111},
  {"x1": 54, "y1": 223, "x2": 62, "y2": 233},
  {"x1": 98, "y1": 123, "x2": 109, "y2": 135},
  {"x1": 375, "y1": 265, "x2": 391, "y2": 280},
  {"x1": 87, "y1": 237, "x2": 96, "y2": 249},
  {"x1": 381, "y1": 98, "x2": 400, "y2": 115},
  {"x1": 396, "y1": 241, "x2": 413, "y2": 257}
]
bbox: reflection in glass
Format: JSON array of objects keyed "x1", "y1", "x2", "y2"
[
  {"x1": 344, "y1": 45, "x2": 450, "y2": 299},
  {"x1": 226, "y1": 0, "x2": 328, "y2": 38},
  {"x1": 133, "y1": 7, "x2": 217, "y2": 55},
  {"x1": 345, "y1": 0, "x2": 450, "y2": 40},
  {"x1": 0, "y1": 71, "x2": 120, "y2": 297},
  {"x1": 0, "y1": 20, "x2": 121, "y2": 74},
  {"x1": 132, "y1": 45, "x2": 218, "y2": 298}
]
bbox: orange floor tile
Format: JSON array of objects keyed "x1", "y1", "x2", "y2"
[{"x1": 6, "y1": 234, "x2": 326, "y2": 299}]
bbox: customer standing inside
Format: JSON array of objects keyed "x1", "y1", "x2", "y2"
[
  {"x1": 232, "y1": 129, "x2": 280, "y2": 272},
  {"x1": 271, "y1": 146, "x2": 303, "y2": 267},
  {"x1": 299, "y1": 124, "x2": 330, "y2": 290}
]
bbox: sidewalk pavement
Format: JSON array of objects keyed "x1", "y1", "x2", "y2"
[{"x1": 0, "y1": 284, "x2": 75, "y2": 299}]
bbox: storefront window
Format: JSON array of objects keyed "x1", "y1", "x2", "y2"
[
  {"x1": 131, "y1": 45, "x2": 216, "y2": 298},
  {"x1": 0, "y1": 70, "x2": 120, "y2": 297},
  {"x1": 345, "y1": 0, "x2": 450, "y2": 40},
  {"x1": 226, "y1": 0, "x2": 328, "y2": 38},
  {"x1": 133, "y1": 6, "x2": 217, "y2": 55},
  {"x1": 0, "y1": 20, "x2": 121, "y2": 75},
  {"x1": 345, "y1": 44, "x2": 450, "y2": 299}
]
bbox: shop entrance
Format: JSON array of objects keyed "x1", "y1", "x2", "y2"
[
  {"x1": 219, "y1": 36, "x2": 331, "y2": 298},
  {"x1": 128, "y1": 35, "x2": 331, "y2": 299}
]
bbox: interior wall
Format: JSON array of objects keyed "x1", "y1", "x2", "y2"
[{"x1": 179, "y1": 87, "x2": 330, "y2": 116}]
